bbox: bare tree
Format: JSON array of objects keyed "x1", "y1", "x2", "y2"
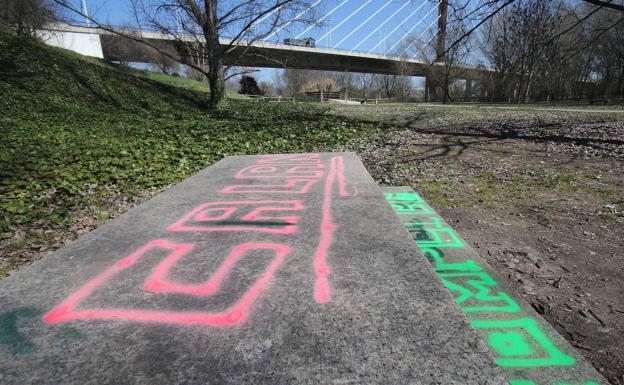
[
  {"x1": 148, "y1": 43, "x2": 180, "y2": 74},
  {"x1": 0, "y1": 0, "x2": 59, "y2": 37},
  {"x1": 375, "y1": 74, "x2": 399, "y2": 98},
  {"x1": 484, "y1": 6, "x2": 514, "y2": 100},
  {"x1": 53, "y1": 0, "x2": 318, "y2": 106},
  {"x1": 278, "y1": 69, "x2": 352, "y2": 96},
  {"x1": 372, "y1": 72, "x2": 413, "y2": 101},
  {"x1": 477, "y1": 0, "x2": 624, "y2": 102},
  {"x1": 428, "y1": 0, "x2": 624, "y2": 102},
  {"x1": 280, "y1": 68, "x2": 313, "y2": 95},
  {"x1": 302, "y1": 77, "x2": 339, "y2": 93},
  {"x1": 352, "y1": 73, "x2": 376, "y2": 94},
  {"x1": 484, "y1": 1, "x2": 560, "y2": 102},
  {"x1": 103, "y1": 26, "x2": 154, "y2": 66},
  {"x1": 407, "y1": 10, "x2": 470, "y2": 103}
]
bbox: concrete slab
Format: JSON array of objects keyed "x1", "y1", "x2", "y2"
[
  {"x1": 383, "y1": 186, "x2": 608, "y2": 385},
  {"x1": 0, "y1": 153, "x2": 508, "y2": 385}
]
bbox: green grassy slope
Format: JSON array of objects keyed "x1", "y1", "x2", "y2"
[
  {"x1": 141, "y1": 70, "x2": 212, "y2": 93},
  {"x1": 0, "y1": 29, "x2": 378, "y2": 276},
  {"x1": 139, "y1": 70, "x2": 246, "y2": 98}
]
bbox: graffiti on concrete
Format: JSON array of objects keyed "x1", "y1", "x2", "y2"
[
  {"x1": 385, "y1": 190, "x2": 603, "y2": 385},
  {"x1": 168, "y1": 200, "x2": 304, "y2": 234},
  {"x1": 44, "y1": 241, "x2": 290, "y2": 327},
  {"x1": 44, "y1": 154, "x2": 352, "y2": 327},
  {"x1": 509, "y1": 380, "x2": 600, "y2": 385},
  {"x1": 0, "y1": 307, "x2": 40, "y2": 355}
]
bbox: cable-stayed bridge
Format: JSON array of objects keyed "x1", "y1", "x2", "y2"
[
  {"x1": 41, "y1": 0, "x2": 491, "y2": 80},
  {"x1": 257, "y1": 0, "x2": 444, "y2": 56}
]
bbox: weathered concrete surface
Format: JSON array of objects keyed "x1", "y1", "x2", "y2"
[
  {"x1": 383, "y1": 186, "x2": 608, "y2": 385},
  {"x1": 0, "y1": 153, "x2": 508, "y2": 385}
]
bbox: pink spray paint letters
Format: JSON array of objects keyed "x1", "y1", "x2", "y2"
[
  {"x1": 168, "y1": 200, "x2": 304, "y2": 234},
  {"x1": 235, "y1": 164, "x2": 325, "y2": 179},
  {"x1": 44, "y1": 241, "x2": 290, "y2": 327},
  {"x1": 44, "y1": 154, "x2": 352, "y2": 327},
  {"x1": 220, "y1": 179, "x2": 319, "y2": 194}
]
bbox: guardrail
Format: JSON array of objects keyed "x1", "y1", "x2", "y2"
[
  {"x1": 305, "y1": 91, "x2": 340, "y2": 102},
  {"x1": 346, "y1": 97, "x2": 397, "y2": 104},
  {"x1": 246, "y1": 95, "x2": 296, "y2": 103}
]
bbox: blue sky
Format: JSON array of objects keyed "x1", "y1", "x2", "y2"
[
  {"x1": 87, "y1": 0, "x2": 439, "y2": 53},
  {"x1": 84, "y1": 0, "x2": 441, "y2": 82}
]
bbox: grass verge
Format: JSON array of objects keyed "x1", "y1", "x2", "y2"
[{"x1": 0, "y1": 29, "x2": 381, "y2": 276}]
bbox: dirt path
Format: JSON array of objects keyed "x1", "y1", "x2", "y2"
[{"x1": 414, "y1": 103, "x2": 624, "y2": 114}]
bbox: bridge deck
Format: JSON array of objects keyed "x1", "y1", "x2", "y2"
[
  {"x1": 0, "y1": 153, "x2": 507, "y2": 384},
  {"x1": 40, "y1": 23, "x2": 491, "y2": 78}
]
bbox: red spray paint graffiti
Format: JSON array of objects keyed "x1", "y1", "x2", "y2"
[
  {"x1": 43, "y1": 240, "x2": 291, "y2": 327},
  {"x1": 168, "y1": 200, "x2": 304, "y2": 234},
  {"x1": 235, "y1": 164, "x2": 325, "y2": 179},
  {"x1": 313, "y1": 156, "x2": 353, "y2": 303},
  {"x1": 44, "y1": 153, "x2": 352, "y2": 327},
  {"x1": 220, "y1": 179, "x2": 319, "y2": 194}
]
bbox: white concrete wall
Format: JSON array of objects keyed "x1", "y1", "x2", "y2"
[{"x1": 37, "y1": 30, "x2": 104, "y2": 59}]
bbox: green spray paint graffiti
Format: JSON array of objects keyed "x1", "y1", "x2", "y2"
[
  {"x1": 472, "y1": 318, "x2": 575, "y2": 367},
  {"x1": 510, "y1": 381, "x2": 599, "y2": 385},
  {"x1": 421, "y1": 247, "x2": 481, "y2": 272},
  {"x1": 438, "y1": 271, "x2": 521, "y2": 313},
  {"x1": 385, "y1": 190, "x2": 604, "y2": 385},
  {"x1": 0, "y1": 307, "x2": 39, "y2": 355},
  {"x1": 0, "y1": 308, "x2": 86, "y2": 357}
]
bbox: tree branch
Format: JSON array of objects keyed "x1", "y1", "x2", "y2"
[
  {"x1": 581, "y1": 0, "x2": 624, "y2": 12},
  {"x1": 436, "y1": 0, "x2": 516, "y2": 62}
]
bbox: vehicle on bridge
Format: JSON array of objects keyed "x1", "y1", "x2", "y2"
[{"x1": 283, "y1": 37, "x2": 315, "y2": 47}]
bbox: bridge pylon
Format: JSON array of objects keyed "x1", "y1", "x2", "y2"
[{"x1": 435, "y1": 0, "x2": 449, "y2": 62}]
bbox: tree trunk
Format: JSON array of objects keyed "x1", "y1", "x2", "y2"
[
  {"x1": 617, "y1": 61, "x2": 624, "y2": 97},
  {"x1": 208, "y1": 66, "x2": 225, "y2": 105},
  {"x1": 524, "y1": 69, "x2": 533, "y2": 102},
  {"x1": 204, "y1": 0, "x2": 225, "y2": 107}
]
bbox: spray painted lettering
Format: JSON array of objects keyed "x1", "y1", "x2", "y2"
[
  {"x1": 44, "y1": 154, "x2": 352, "y2": 328},
  {"x1": 385, "y1": 190, "x2": 604, "y2": 385},
  {"x1": 510, "y1": 381, "x2": 599, "y2": 385},
  {"x1": 168, "y1": 200, "x2": 304, "y2": 234},
  {"x1": 44, "y1": 241, "x2": 289, "y2": 327}
]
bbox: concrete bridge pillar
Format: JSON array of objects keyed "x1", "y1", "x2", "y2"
[
  {"x1": 465, "y1": 79, "x2": 473, "y2": 100},
  {"x1": 425, "y1": 76, "x2": 444, "y2": 102}
]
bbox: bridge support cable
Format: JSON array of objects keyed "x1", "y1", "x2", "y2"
[
  {"x1": 386, "y1": 3, "x2": 437, "y2": 55},
  {"x1": 368, "y1": 0, "x2": 435, "y2": 54},
  {"x1": 331, "y1": 0, "x2": 394, "y2": 49},
  {"x1": 465, "y1": 0, "x2": 487, "y2": 49},
  {"x1": 295, "y1": 0, "x2": 350, "y2": 39},
  {"x1": 251, "y1": 3, "x2": 287, "y2": 30},
  {"x1": 400, "y1": 15, "x2": 440, "y2": 56},
  {"x1": 316, "y1": 0, "x2": 374, "y2": 44},
  {"x1": 424, "y1": 21, "x2": 440, "y2": 46},
  {"x1": 263, "y1": 0, "x2": 323, "y2": 41},
  {"x1": 352, "y1": 0, "x2": 412, "y2": 51}
]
